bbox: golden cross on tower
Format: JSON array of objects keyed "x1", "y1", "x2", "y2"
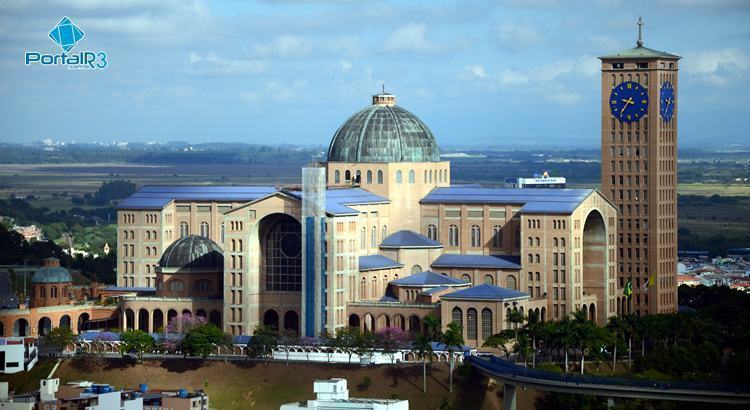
[{"x1": 637, "y1": 16, "x2": 644, "y2": 47}]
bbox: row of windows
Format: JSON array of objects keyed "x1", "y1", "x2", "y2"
[
  {"x1": 360, "y1": 226, "x2": 389, "y2": 249},
  {"x1": 163, "y1": 279, "x2": 211, "y2": 293},
  {"x1": 333, "y1": 168, "x2": 449, "y2": 185},
  {"x1": 451, "y1": 307, "x2": 493, "y2": 340},
  {"x1": 526, "y1": 237, "x2": 567, "y2": 248},
  {"x1": 37, "y1": 286, "x2": 66, "y2": 298}
]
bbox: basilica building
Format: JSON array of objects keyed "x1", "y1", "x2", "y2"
[{"x1": 116, "y1": 92, "x2": 620, "y2": 347}]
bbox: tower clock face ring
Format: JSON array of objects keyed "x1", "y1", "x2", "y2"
[
  {"x1": 660, "y1": 81, "x2": 675, "y2": 122},
  {"x1": 609, "y1": 81, "x2": 648, "y2": 123}
]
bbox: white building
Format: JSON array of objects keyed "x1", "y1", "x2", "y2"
[
  {"x1": 0, "y1": 337, "x2": 37, "y2": 374},
  {"x1": 280, "y1": 379, "x2": 408, "y2": 410}
]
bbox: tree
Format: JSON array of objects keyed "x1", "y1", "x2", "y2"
[
  {"x1": 166, "y1": 313, "x2": 206, "y2": 334},
  {"x1": 247, "y1": 325, "x2": 278, "y2": 363},
  {"x1": 44, "y1": 326, "x2": 75, "y2": 352},
  {"x1": 413, "y1": 333, "x2": 433, "y2": 393},
  {"x1": 120, "y1": 330, "x2": 154, "y2": 363},
  {"x1": 182, "y1": 323, "x2": 228, "y2": 359},
  {"x1": 376, "y1": 327, "x2": 409, "y2": 364},
  {"x1": 525, "y1": 310, "x2": 544, "y2": 368},
  {"x1": 552, "y1": 317, "x2": 576, "y2": 373},
  {"x1": 483, "y1": 330, "x2": 515, "y2": 358},
  {"x1": 441, "y1": 321, "x2": 464, "y2": 393},
  {"x1": 334, "y1": 327, "x2": 359, "y2": 364},
  {"x1": 355, "y1": 331, "x2": 376, "y2": 365},
  {"x1": 278, "y1": 330, "x2": 300, "y2": 365},
  {"x1": 607, "y1": 316, "x2": 628, "y2": 373},
  {"x1": 423, "y1": 314, "x2": 441, "y2": 341}
]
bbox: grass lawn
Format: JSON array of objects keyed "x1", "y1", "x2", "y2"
[{"x1": 1, "y1": 358, "x2": 545, "y2": 410}]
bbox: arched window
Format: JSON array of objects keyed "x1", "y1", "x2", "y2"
[
  {"x1": 493, "y1": 226, "x2": 502, "y2": 247},
  {"x1": 484, "y1": 274, "x2": 494, "y2": 285},
  {"x1": 361, "y1": 228, "x2": 366, "y2": 250},
  {"x1": 200, "y1": 222, "x2": 209, "y2": 238},
  {"x1": 535, "y1": 272, "x2": 541, "y2": 281},
  {"x1": 461, "y1": 274, "x2": 472, "y2": 283},
  {"x1": 467, "y1": 308, "x2": 477, "y2": 339},
  {"x1": 471, "y1": 225, "x2": 481, "y2": 247},
  {"x1": 411, "y1": 265, "x2": 422, "y2": 274},
  {"x1": 535, "y1": 237, "x2": 540, "y2": 246},
  {"x1": 560, "y1": 237, "x2": 566, "y2": 247},
  {"x1": 482, "y1": 308, "x2": 493, "y2": 339},
  {"x1": 169, "y1": 280, "x2": 185, "y2": 292},
  {"x1": 427, "y1": 224, "x2": 438, "y2": 241},
  {"x1": 51, "y1": 286, "x2": 57, "y2": 298},
  {"x1": 371, "y1": 226, "x2": 377, "y2": 248},
  {"x1": 40, "y1": 287, "x2": 46, "y2": 298},
  {"x1": 449, "y1": 225, "x2": 459, "y2": 247},
  {"x1": 396, "y1": 170, "x2": 403, "y2": 184},
  {"x1": 424, "y1": 170, "x2": 428, "y2": 183},
  {"x1": 528, "y1": 237, "x2": 533, "y2": 246},
  {"x1": 335, "y1": 170, "x2": 340, "y2": 183},
  {"x1": 408, "y1": 170, "x2": 415, "y2": 184},
  {"x1": 429, "y1": 170, "x2": 433, "y2": 183},
  {"x1": 360, "y1": 277, "x2": 367, "y2": 299},
  {"x1": 535, "y1": 254, "x2": 540, "y2": 263},
  {"x1": 355, "y1": 170, "x2": 361, "y2": 183},
  {"x1": 377, "y1": 170, "x2": 384, "y2": 184},
  {"x1": 506, "y1": 275, "x2": 517, "y2": 290},
  {"x1": 528, "y1": 254, "x2": 533, "y2": 263},
  {"x1": 452, "y1": 307, "x2": 463, "y2": 328},
  {"x1": 382, "y1": 225, "x2": 388, "y2": 240},
  {"x1": 221, "y1": 223, "x2": 225, "y2": 243},
  {"x1": 194, "y1": 279, "x2": 211, "y2": 292},
  {"x1": 553, "y1": 238, "x2": 558, "y2": 247},
  {"x1": 345, "y1": 170, "x2": 351, "y2": 181},
  {"x1": 180, "y1": 222, "x2": 188, "y2": 238},
  {"x1": 367, "y1": 170, "x2": 373, "y2": 184}
]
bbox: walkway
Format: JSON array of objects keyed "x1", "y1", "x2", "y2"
[{"x1": 467, "y1": 355, "x2": 750, "y2": 409}]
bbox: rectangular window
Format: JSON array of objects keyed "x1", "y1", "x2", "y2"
[
  {"x1": 612, "y1": 62, "x2": 624, "y2": 69},
  {"x1": 196, "y1": 205, "x2": 211, "y2": 213},
  {"x1": 636, "y1": 62, "x2": 648, "y2": 69},
  {"x1": 176, "y1": 204, "x2": 190, "y2": 213},
  {"x1": 489, "y1": 210, "x2": 506, "y2": 219},
  {"x1": 467, "y1": 210, "x2": 484, "y2": 218},
  {"x1": 445, "y1": 209, "x2": 461, "y2": 218}
]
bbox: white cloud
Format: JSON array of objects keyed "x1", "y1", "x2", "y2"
[
  {"x1": 497, "y1": 69, "x2": 529, "y2": 85},
  {"x1": 544, "y1": 91, "x2": 583, "y2": 106},
  {"x1": 340, "y1": 60, "x2": 352, "y2": 72},
  {"x1": 255, "y1": 35, "x2": 313, "y2": 58},
  {"x1": 682, "y1": 48, "x2": 750, "y2": 86},
  {"x1": 464, "y1": 64, "x2": 488, "y2": 79},
  {"x1": 188, "y1": 52, "x2": 266, "y2": 76},
  {"x1": 382, "y1": 23, "x2": 439, "y2": 53},
  {"x1": 495, "y1": 20, "x2": 543, "y2": 50}
]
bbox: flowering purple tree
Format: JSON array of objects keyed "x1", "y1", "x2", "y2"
[
  {"x1": 93, "y1": 332, "x2": 118, "y2": 342},
  {"x1": 375, "y1": 327, "x2": 409, "y2": 363},
  {"x1": 166, "y1": 313, "x2": 206, "y2": 334}
]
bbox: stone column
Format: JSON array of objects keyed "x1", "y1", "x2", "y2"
[
  {"x1": 133, "y1": 310, "x2": 139, "y2": 331},
  {"x1": 122, "y1": 310, "x2": 127, "y2": 331},
  {"x1": 148, "y1": 311, "x2": 154, "y2": 333}
]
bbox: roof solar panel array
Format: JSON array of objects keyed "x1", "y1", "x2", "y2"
[{"x1": 421, "y1": 186, "x2": 594, "y2": 214}]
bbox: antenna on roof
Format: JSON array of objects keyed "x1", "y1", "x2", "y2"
[
  {"x1": 382, "y1": 83, "x2": 385, "y2": 94},
  {"x1": 636, "y1": 16, "x2": 644, "y2": 47}
]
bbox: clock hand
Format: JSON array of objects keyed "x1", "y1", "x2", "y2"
[{"x1": 619, "y1": 97, "x2": 634, "y2": 115}]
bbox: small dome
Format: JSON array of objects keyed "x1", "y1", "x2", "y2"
[
  {"x1": 159, "y1": 235, "x2": 223, "y2": 270},
  {"x1": 31, "y1": 266, "x2": 73, "y2": 284},
  {"x1": 327, "y1": 94, "x2": 440, "y2": 163}
]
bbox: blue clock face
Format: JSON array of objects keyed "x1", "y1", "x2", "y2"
[
  {"x1": 660, "y1": 81, "x2": 675, "y2": 122},
  {"x1": 609, "y1": 81, "x2": 648, "y2": 123}
]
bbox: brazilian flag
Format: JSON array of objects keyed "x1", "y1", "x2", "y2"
[{"x1": 623, "y1": 279, "x2": 633, "y2": 297}]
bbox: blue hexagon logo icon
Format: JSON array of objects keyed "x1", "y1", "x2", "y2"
[{"x1": 48, "y1": 17, "x2": 84, "y2": 52}]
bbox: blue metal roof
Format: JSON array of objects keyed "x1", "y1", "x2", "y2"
[
  {"x1": 380, "y1": 230, "x2": 442, "y2": 248},
  {"x1": 323, "y1": 188, "x2": 390, "y2": 216},
  {"x1": 420, "y1": 186, "x2": 594, "y2": 214},
  {"x1": 103, "y1": 286, "x2": 157, "y2": 293},
  {"x1": 390, "y1": 271, "x2": 468, "y2": 287},
  {"x1": 359, "y1": 255, "x2": 403, "y2": 272},
  {"x1": 117, "y1": 185, "x2": 278, "y2": 209},
  {"x1": 431, "y1": 254, "x2": 521, "y2": 269},
  {"x1": 441, "y1": 284, "x2": 529, "y2": 301},
  {"x1": 378, "y1": 295, "x2": 400, "y2": 303}
]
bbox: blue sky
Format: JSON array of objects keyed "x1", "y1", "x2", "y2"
[{"x1": 0, "y1": 0, "x2": 748, "y2": 147}]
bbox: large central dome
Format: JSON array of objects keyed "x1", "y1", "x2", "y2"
[{"x1": 327, "y1": 93, "x2": 440, "y2": 163}]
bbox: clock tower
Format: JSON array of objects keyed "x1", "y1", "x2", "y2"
[{"x1": 600, "y1": 18, "x2": 680, "y2": 316}]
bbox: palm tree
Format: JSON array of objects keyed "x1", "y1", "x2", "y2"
[
  {"x1": 483, "y1": 330, "x2": 514, "y2": 358},
  {"x1": 507, "y1": 308, "x2": 525, "y2": 362},
  {"x1": 413, "y1": 333, "x2": 433, "y2": 393},
  {"x1": 572, "y1": 309, "x2": 596, "y2": 375},
  {"x1": 441, "y1": 321, "x2": 464, "y2": 393},
  {"x1": 606, "y1": 316, "x2": 627, "y2": 373},
  {"x1": 553, "y1": 316, "x2": 576, "y2": 373},
  {"x1": 423, "y1": 315, "x2": 441, "y2": 341},
  {"x1": 524, "y1": 310, "x2": 543, "y2": 368},
  {"x1": 624, "y1": 313, "x2": 640, "y2": 367}
]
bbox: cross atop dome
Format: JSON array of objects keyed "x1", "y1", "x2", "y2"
[{"x1": 636, "y1": 16, "x2": 644, "y2": 47}]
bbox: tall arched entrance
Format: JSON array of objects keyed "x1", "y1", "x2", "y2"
[
  {"x1": 263, "y1": 309, "x2": 279, "y2": 331},
  {"x1": 259, "y1": 214, "x2": 302, "y2": 292},
  {"x1": 583, "y1": 210, "x2": 607, "y2": 325},
  {"x1": 283, "y1": 311, "x2": 299, "y2": 335},
  {"x1": 13, "y1": 318, "x2": 29, "y2": 337},
  {"x1": 38, "y1": 317, "x2": 52, "y2": 336}
]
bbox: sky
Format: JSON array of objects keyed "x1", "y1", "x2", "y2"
[{"x1": 0, "y1": 0, "x2": 748, "y2": 148}]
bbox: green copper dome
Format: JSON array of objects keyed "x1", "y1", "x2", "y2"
[
  {"x1": 159, "y1": 235, "x2": 223, "y2": 270},
  {"x1": 327, "y1": 95, "x2": 440, "y2": 163},
  {"x1": 31, "y1": 266, "x2": 72, "y2": 284}
]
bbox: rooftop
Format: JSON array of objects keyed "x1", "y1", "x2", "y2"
[
  {"x1": 420, "y1": 186, "x2": 595, "y2": 214},
  {"x1": 431, "y1": 254, "x2": 521, "y2": 269},
  {"x1": 441, "y1": 283, "x2": 529, "y2": 301},
  {"x1": 380, "y1": 230, "x2": 442, "y2": 248},
  {"x1": 358, "y1": 255, "x2": 403, "y2": 272},
  {"x1": 390, "y1": 271, "x2": 468, "y2": 287}
]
